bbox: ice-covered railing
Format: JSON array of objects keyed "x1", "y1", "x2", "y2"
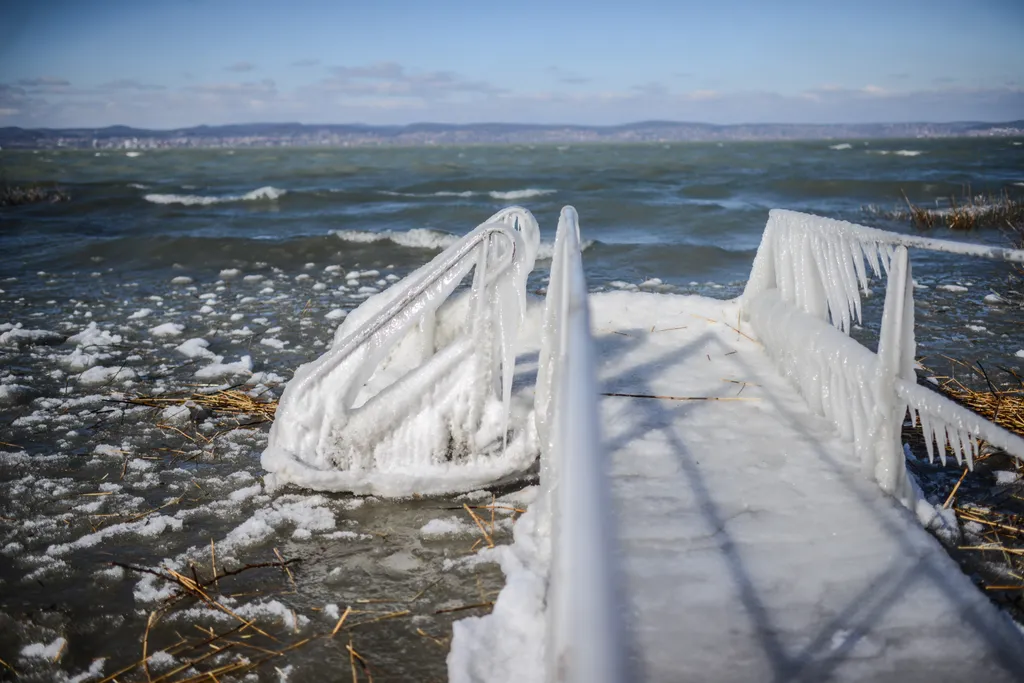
[
  {"x1": 742, "y1": 209, "x2": 1024, "y2": 506},
  {"x1": 262, "y1": 207, "x2": 541, "y2": 497},
  {"x1": 536, "y1": 207, "x2": 627, "y2": 683}
]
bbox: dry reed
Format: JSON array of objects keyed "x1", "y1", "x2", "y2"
[
  {"x1": 124, "y1": 388, "x2": 278, "y2": 425},
  {"x1": 866, "y1": 188, "x2": 1024, "y2": 232}
]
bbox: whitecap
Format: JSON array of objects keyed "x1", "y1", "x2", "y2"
[
  {"x1": 331, "y1": 227, "x2": 589, "y2": 258},
  {"x1": 378, "y1": 190, "x2": 476, "y2": 198},
  {"x1": 829, "y1": 143, "x2": 852, "y2": 150},
  {"x1": 377, "y1": 188, "x2": 555, "y2": 200},
  {"x1": 488, "y1": 189, "x2": 556, "y2": 200},
  {"x1": 894, "y1": 150, "x2": 923, "y2": 157},
  {"x1": 332, "y1": 228, "x2": 460, "y2": 250},
  {"x1": 144, "y1": 186, "x2": 286, "y2": 206}
]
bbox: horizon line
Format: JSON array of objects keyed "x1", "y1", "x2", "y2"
[{"x1": 4, "y1": 118, "x2": 1024, "y2": 132}]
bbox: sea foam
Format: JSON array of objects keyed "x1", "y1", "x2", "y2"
[
  {"x1": 380, "y1": 188, "x2": 556, "y2": 200},
  {"x1": 331, "y1": 227, "x2": 590, "y2": 259},
  {"x1": 144, "y1": 186, "x2": 286, "y2": 206}
]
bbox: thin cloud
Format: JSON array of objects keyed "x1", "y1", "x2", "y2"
[
  {"x1": 546, "y1": 66, "x2": 591, "y2": 85},
  {"x1": 188, "y1": 79, "x2": 277, "y2": 95},
  {"x1": 225, "y1": 62, "x2": 256, "y2": 73},
  {"x1": 18, "y1": 77, "x2": 70, "y2": 87},
  {"x1": 631, "y1": 82, "x2": 669, "y2": 97},
  {"x1": 322, "y1": 62, "x2": 502, "y2": 99},
  {"x1": 99, "y1": 79, "x2": 166, "y2": 91},
  {"x1": 291, "y1": 59, "x2": 320, "y2": 67}
]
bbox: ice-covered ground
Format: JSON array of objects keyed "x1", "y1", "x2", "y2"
[
  {"x1": 0, "y1": 261, "x2": 539, "y2": 681},
  {"x1": 452, "y1": 291, "x2": 1024, "y2": 683},
  {"x1": 3, "y1": 250, "x2": 1024, "y2": 681}
]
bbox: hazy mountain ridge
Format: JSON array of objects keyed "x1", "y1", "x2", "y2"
[{"x1": 1, "y1": 120, "x2": 1021, "y2": 149}]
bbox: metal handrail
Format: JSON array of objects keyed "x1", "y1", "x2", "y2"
[
  {"x1": 290, "y1": 220, "x2": 520, "y2": 396},
  {"x1": 544, "y1": 206, "x2": 628, "y2": 683}
]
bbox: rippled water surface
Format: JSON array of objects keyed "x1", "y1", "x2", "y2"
[{"x1": 1, "y1": 140, "x2": 1023, "y2": 680}]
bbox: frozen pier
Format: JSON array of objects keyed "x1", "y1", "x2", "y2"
[
  {"x1": 591, "y1": 291, "x2": 1024, "y2": 683},
  {"x1": 263, "y1": 207, "x2": 1024, "y2": 682}
]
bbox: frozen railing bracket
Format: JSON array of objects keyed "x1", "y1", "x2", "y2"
[
  {"x1": 743, "y1": 209, "x2": 1024, "y2": 508},
  {"x1": 262, "y1": 207, "x2": 541, "y2": 497}
]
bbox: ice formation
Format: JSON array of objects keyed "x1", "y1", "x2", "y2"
[
  {"x1": 262, "y1": 207, "x2": 541, "y2": 496},
  {"x1": 450, "y1": 207, "x2": 626, "y2": 683},
  {"x1": 743, "y1": 209, "x2": 1024, "y2": 504}
]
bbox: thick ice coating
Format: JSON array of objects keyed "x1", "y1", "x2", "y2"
[
  {"x1": 262, "y1": 208, "x2": 541, "y2": 497},
  {"x1": 743, "y1": 209, "x2": 1024, "y2": 504}
]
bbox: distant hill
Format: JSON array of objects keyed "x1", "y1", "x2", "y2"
[{"x1": 1, "y1": 120, "x2": 1021, "y2": 149}]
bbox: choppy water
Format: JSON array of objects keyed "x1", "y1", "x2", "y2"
[{"x1": 1, "y1": 140, "x2": 1023, "y2": 680}]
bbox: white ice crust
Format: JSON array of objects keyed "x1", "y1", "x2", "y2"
[
  {"x1": 262, "y1": 208, "x2": 542, "y2": 496},
  {"x1": 742, "y1": 209, "x2": 1024, "y2": 503}
]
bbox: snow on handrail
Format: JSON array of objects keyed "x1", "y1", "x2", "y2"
[
  {"x1": 743, "y1": 210, "x2": 1024, "y2": 507},
  {"x1": 262, "y1": 207, "x2": 541, "y2": 496},
  {"x1": 540, "y1": 206, "x2": 627, "y2": 683}
]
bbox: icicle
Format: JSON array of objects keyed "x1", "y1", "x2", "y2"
[
  {"x1": 859, "y1": 241, "x2": 880, "y2": 280},
  {"x1": 883, "y1": 244, "x2": 896, "y2": 274},
  {"x1": 836, "y1": 237, "x2": 862, "y2": 325},
  {"x1": 958, "y1": 428, "x2": 972, "y2": 469},
  {"x1": 850, "y1": 238, "x2": 870, "y2": 294},
  {"x1": 933, "y1": 422, "x2": 946, "y2": 466},
  {"x1": 966, "y1": 434, "x2": 977, "y2": 470},
  {"x1": 945, "y1": 424, "x2": 963, "y2": 466},
  {"x1": 918, "y1": 413, "x2": 935, "y2": 463}
]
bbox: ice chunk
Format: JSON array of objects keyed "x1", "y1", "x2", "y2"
[
  {"x1": 195, "y1": 355, "x2": 252, "y2": 381},
  {"x1": 79, "y1": 366, "x2": 137, "y2": 385},
  {"x1": 175, "y1": 337, "x2": 217, "y2": 359},
  {"x1": 150, "y1": 322, "x2": 185, "y2": 338},
  {"x1": 20, "y1": 637, "x2": 66, "y2": 660}
]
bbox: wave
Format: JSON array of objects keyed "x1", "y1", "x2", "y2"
[
  {"x1": 378, "y1": 190, "x2": 475, "y2": 199},
  {"x1": 332, "y1": 228, "x2": 460, "y2": 250},
  {"x1": 378, "y1": 188, "x2": 556, "y2": 200},
  {"x1": 489, "y1": 188, "x2": 556, "y2": 200},
  {"x1": 331, "y1": 227, "x2": 590, "y2": 259},
  {"x1": 829, "y1": 143, "x2": 852, "y2": 150},
  {"x1": 144, "y1": 186, "x2": 286, "y2": 206},
  {"x1": 868, "y1": 149, "x2": 923, "y2": 157}
]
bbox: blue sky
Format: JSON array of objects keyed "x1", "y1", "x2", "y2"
[{"x1": 1, "y1": 0, "x2": 1022, "y2": 128}]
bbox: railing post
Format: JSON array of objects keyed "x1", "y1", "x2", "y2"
[{"x1": 872, "y1": 246, "x2": 916, "y2": 505}]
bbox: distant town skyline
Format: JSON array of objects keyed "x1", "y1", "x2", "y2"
[{"x1": 2, "y1": 0, "x2": 1022, "y2": 128}]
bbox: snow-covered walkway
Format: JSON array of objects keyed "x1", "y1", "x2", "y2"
[{"x1": 589, "y1": 291, "x2": 1024, "y2": 683}]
